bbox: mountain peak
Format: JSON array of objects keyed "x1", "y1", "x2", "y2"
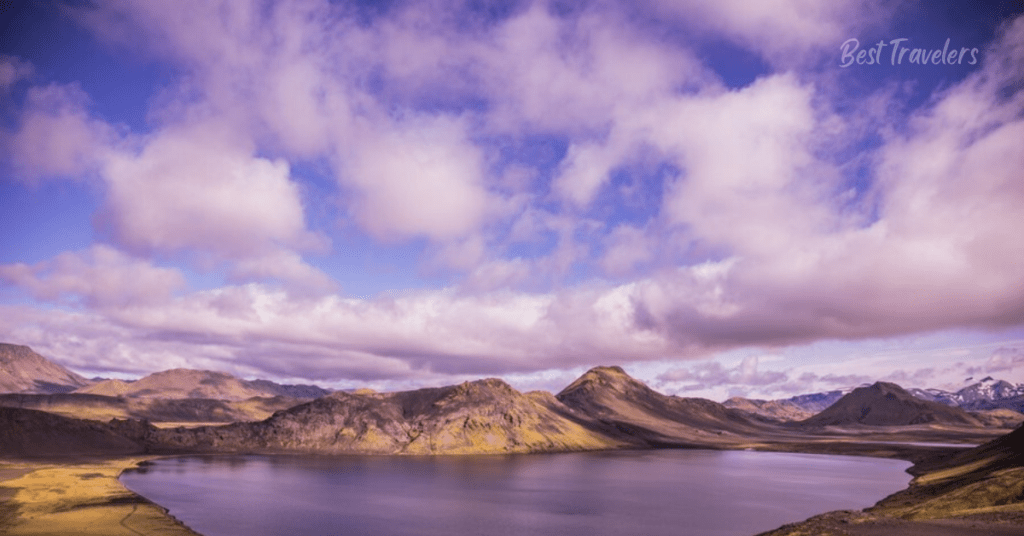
[
  {"x1": 803, "y1": 380, "x2": 982, "y2": 427},
  {"x1": 0, "y1": 343, "x2": 91, "y2": 394},
  {"x1": 559, "y1": 366, "x2": 639, "y2": 393}
]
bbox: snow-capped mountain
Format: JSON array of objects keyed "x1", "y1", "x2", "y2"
[{"x1": 908, "y1": 377, "x2": 1024, "y2": 411}]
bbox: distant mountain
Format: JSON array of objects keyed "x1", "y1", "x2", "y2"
[
  {"x1": 724, "y1": 390, "x2": 847, "y2": 422},
  {"x1": 0, "y1": 343, "x2": 93, "y2": 394},
  {"x1": 75, "y1": 368, "x2": 330, "y2": 401},
  {"x1": 723, "y1": 397, "x2": 815, "y2": 422},
  {"x1": 148, "y1": 377, "x2": 622, "y2": 455},
  {"x1": 801, "y1": 382, "x2": 983, "y2": 427},
  {"x1": 908, "y1": 377, "x2": 1024, "y2": 412},
  {"x1": 0, "y1": 392, "x2": 306, "y2": 424},
  {"x1": 555, "y1": 366, "x2": 774, "y2": 446},
  {"x1": 782, "y1": 390, "x2": 847, "y2": 413}
]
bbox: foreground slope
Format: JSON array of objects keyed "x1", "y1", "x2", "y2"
[
  {"x1": 149, "y1": 378, "x2": 622, "y2": 454},
  {"x1": 0, "y1": 407, "x2": 143, "y2": 458},
  {"x1": 0, "y1": 344, "x2": 92, "y2": 394},
  {"x1": 761, "y1": 424, "x2": 1024, "y2": 535},
  {"x1": 556, "y1": 366, "x2": 777, "y2": 447},
  {"x1": 801, "y1": 381, "x2": 984, "y2": 427},
  {"x1": 873, "y1": 423, "x2": 1024, "y2": 520}
]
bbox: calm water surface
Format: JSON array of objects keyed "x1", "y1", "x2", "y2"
[{"x1": 121, "y1": 450, "x2": 911, "y2": 536}]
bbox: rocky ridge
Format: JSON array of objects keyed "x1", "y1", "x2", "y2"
[{"x1": 0, "y1": 344, "x2": 92, "y2": 394}]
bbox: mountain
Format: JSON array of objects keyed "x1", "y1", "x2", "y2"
[
  {"x1": 781, "y1": 390, "x2": 847, "y2": 413},
  {"x1": 801, "y1": 382, "x2": 983, "y2": 427},
  {"x1": 0, "y1": 392, "x2": 307, "y2": 424},
  {"x1": 724, "y1": 390, "x2": 847, "y2": 423},
  {"x1": 909, "y1": 377, "x2": 1024, "y2": 412},
  {"x1": 555, "y1": 366, "x2": 775, "y2": 447},
  {"x1": 75, "y1": 368, "x2": 329, "y2": 401},
  {"x1": 146, "y1": 378, "x2": 622, "y2": 455},
  {"x1": 0, "y1": 343, "x2": 92, "y2": 394},
  {"x1": 723, "y1": 397, "x2": 815, "y2": 422}
]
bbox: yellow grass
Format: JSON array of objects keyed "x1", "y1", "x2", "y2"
[{"x1": 0, "y1": 458, "x2": 201, "y2": 535}]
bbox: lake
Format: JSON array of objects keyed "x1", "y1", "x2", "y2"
[{"x1": 121, "y1": 450, "x2": 912, "y2": 536}]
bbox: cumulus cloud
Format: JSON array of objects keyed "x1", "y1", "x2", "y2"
[
  {"x1": 341, "y1": 114, "x2": 496, "y2": 242},
  {"x1": 659, "y1": 355, "x2": 788, "y2": 389},
  {"x1": 0, "y1": 55, "x2": 33, "y2": 91},
  {"x1": 0, "y1": 245, "x2": 185, "y2": 308},
  {"x1": 3, "y1": 83, "x2": 114, "y2": 182},
  {"x1": 2, "y1": 1, "x2": 1022, "y2": 391},
  {"x1": 99, "y1": 120, "x2": 322, "y2": 259}
]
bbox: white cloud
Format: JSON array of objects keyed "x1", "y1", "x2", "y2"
[
  {"x1": 341, "y1": 114, "x2": 496, "y2": 242},
  {"x1": 99, "y1": 120, "x2": 321, "y2": 259},
  {"x1": 638, "y1": 0, "x2": 895, "y2": 65},
  {"x1": 0, "y1": 245, "x2": 185, "y2": 308},
  {"x1": 4, "y1": 83, "x2": 114, "y2": 182}
]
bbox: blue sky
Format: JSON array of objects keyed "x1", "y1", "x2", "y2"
[{"x1": 2, "y1": 0, "x2": 1024, "y2": 400}]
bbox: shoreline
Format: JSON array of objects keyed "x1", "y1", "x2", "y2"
[{"x1": 0, "y1": 456, "x2": 202, "y2": 536}]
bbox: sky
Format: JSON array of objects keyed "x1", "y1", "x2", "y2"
[{"x1": 2, "y1": 0, "x2": 1024, "y2": 401}]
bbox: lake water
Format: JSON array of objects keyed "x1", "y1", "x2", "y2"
[{"x1": 121, "y1": 450, "x2": 912, "y2": 536}]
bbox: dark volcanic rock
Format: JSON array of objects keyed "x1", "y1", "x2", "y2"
[
  {"x1": 801, "y1": 382, "x2": 984, "y2": 427},
  {"x1": 0, "y1": 407, "x2": 144, "y2": 458}
]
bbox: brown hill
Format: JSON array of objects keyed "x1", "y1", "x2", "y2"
[
  {"x1": 149, "y1": 378, "x2": 622, "y2": 455},
  {"x1": 723, "y1": 397, "x2": 815, "y2": 422},
  {"x1": 0, "y1": 407, "x2": 143, "y2": 458},
  {"x1": 0, "y1": 343, "x2": 92, "y2": 394},
  {"x1": 0, "y1": 393, "x2": 306, "y2": 424},
  {"x1": 801, "y1": 382, "x2": 984, "y2": 427},
  {"x1": 555, "y1": 366, "x2": 776, "y2": 447},
  {"x1": 76, "y1": 368, "x2": 329, "y2": 401}
]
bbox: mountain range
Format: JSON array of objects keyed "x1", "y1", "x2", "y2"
[
  {"x1": 908, "y1": 376, "x2": 1024, "y2": 411},
  {"x1": 4, "y1": 342, "x2": 1022, "y2": 535},
  {"x1": 799, "y1": 382, "x2": 984, "y2": 427},
  {"x1": 1, "y1": 342, "x2": 1020, "y2": 457},
  {"x1": 78, "y1": 368, "x2": 330, "y2": 400},
  {"x1": 728, "y1": 378, "x2": 1024, "y2": 423}
]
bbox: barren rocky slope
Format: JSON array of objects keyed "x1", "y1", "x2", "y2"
[
  {"x1": 723, "y1": 397, "x2": 815, "y2": 421},
  {"x1": 0, "y1": 344, "x2": 92, "y2": 394},
  {"x1": 555, "y1": 366, "x2": 778, "y2": 447},
  {"x1": 146, "y1": 377, "x2": 623, "y2": 455},
  {"x1": 0, "y1": 392, "x2": 306, "y2": 423}
]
